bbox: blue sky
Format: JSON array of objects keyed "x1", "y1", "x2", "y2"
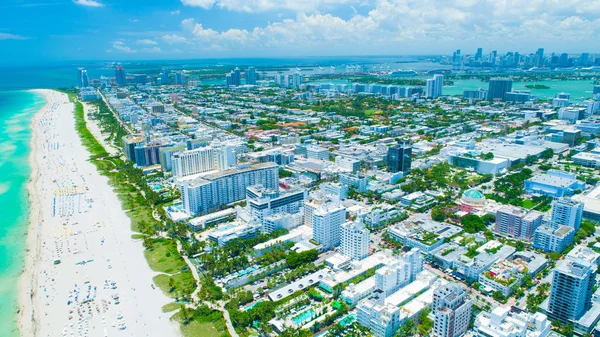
[{"x1": 1, "y1": 0, "x2": 599, "y2": 64}]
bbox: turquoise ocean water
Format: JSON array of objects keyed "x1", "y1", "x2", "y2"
[{"x1": 0, "y1": 90, "x2": 46, "y2": 337}]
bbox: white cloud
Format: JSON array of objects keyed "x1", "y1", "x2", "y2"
[
  {"x1": 181, "y1": 0, "x2": 215, "y2": 9},
  {"x1": 136, "y1": 39, "x2": 158, "y2": 45},
  {"x1": 112, "y1": 40, "x2": 135, "y2": 53},
  {"x1": 162, "y1": 34, "x2": 188, "y2": 44},
  {"x1": 181, "y1": 0, "x2": 356, "y2": 12},
  {"x1": 0, "y1": 33, "x2": 28, "y2": 40},
  {"x1": 73, "y1": 0, "x2": 104, "y2": 8},
  {"x1": 171, "y1": 9, "x2": 181, "y2": 15},
  {"x1": 173, "y1": 0, "x2": 600, "y2": 54}
]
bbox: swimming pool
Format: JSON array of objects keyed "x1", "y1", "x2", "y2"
[
  {"x1": 244, "y1": 300, "x2": 262, "y2": 311},
  {"x1": 152, "y1": 184, "x2": 163, "y2": 191},
  {"x1": 292, "y1": 309, "x2": 316, "y2": 325},
  {"x1": 339, "y1": 314, "x2": 355, "y2": 327}
]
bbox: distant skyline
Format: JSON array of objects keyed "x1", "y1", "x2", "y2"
[{"x1": 1, "y1": 0, "x2": 600, "y2": 64}]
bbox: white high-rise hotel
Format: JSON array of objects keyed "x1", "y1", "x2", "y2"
[
  {"x1": 179, "y1": 162, "x2": 279, "y2": 216},
  {"x1": 312, "y1": 204, "x2": 347, "y2": 250},
  {"x1": 172, "y1": 143, "x2": 236, "y2": 178},
  {"x1": 340, "y1": 218, "x2": 370, "y2": 260}
]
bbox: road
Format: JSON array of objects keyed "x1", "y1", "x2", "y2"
[
  {"x1": 99, "y1": 91, "x2": 134, "y2": 135},
  {"x1": 422, "y1": 264, "x2": 513, "y2": 308}
]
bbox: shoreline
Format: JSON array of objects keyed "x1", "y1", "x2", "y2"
[
  {"x1": 18, "y1": 89, "x2": 178, "y2": 337},
  {"x1": 18, "y1": 88, "x2": 52, "y2": 337}
]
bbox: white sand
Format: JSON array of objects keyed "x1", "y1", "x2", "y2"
[{"x1": 19, "y1": 90, "x2": 180, "y2": 337}]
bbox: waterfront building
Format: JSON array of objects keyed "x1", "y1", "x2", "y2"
[
  {"x1": 488, "y1": 78, "x2": 512, "y2": 102},
  {"x1": 246, "y1": 66, "x2": 257, "y2": 85},
  {"x1": 426, "y1": 74, "x2": 444, "y2": 98},
  {"x1": 78, "y1": 67, "x2": 89, "y2": 87},
  {"x1": 463, "y1": 88, "x2": 488, "y2": 101},
  {"x1": 172, "y1": 144, "x2": 236, "y2": 178},
  {"x1": 179, "y1": 162, "x2": 279, "y2": 216}
]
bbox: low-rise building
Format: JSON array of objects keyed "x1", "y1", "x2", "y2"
[
  {"x1": 473, "y1": 306, "x2": 551, "y2": 337},
  {"x1": 387, "y1": 217, "x2": 462, "y2": 254},
  {"x1": 524, "y1": 170, "x2": 586, "y2": 197}
]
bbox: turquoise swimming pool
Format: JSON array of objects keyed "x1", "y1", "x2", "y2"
[
  {"x1": 339, "y1": 314, "x2": 355, "y2": 327},
  {"x1": 292, "y1": 309, "x2": 316, "y2": 325},
  {"x1": 244, "y1": 300, "x2": 262, "y2": 311}
]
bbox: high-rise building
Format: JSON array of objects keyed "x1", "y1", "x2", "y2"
[
  {"x1": 475, "y1": 48, "x2": 483, "y2": 61},
  {"x1": 386, "y1": 143, "x2": 412, "y2": 173},
  {"x1": 78, "y1": 67, "x2": 89, "y2": 87},
  {"x1": 340, "y1": 218, "x2": 370, "y2": 260},
  {"x1": 232, "y1": 67, "x2": 241, "y2": 85},
  {"x1": 115, "y1": 66, "x2": 126, "y2": 86},
  {"x1": 175, "y1": 72, "x2": 187, "y2": 86},
  {"x1": 179, "y1": 162, "x2": 279, "y2": 216},
  {"x1": 488, "y1": 78, "x2": 512, "y2": 102},
  {"x1": 292, "y1": 72, "x2": 304, "y2": 89},
  {"x1": 432, "y1": 283, "x2": 472, "y2": 337},
  {"x1": 547, "y1": 254, "x2": 595, "y2": 323},
  {"x1": 536, "y1": 48, "x2": 545, "y2": 67},
  {"x1": 161, "y1": 68, "x2": 169, "y2": 85},
  {"x1": 551, "y1": 197, "x2": 584, "y2": 231},
  {"x1": 133, "y1": 143, "x2": 165, "y2": 167},
  {"x1": 225, "y1": 67, "x2": 242, "y2": 87},
  {"x1": 593, "y1": 85, "x2": 600, "y2": 95},
  {"x1": 246, "y1": 66, "x2": 257, "y2": 85},
  {"x1": 172, "y1": 144, "x2": 236, "y2": 178},
  {"x1": 495, "y1": 207, "x2": 543, "y2": 240},
  {"x1": 426, "y1": 74, "x2": 443, "y2": 98},
  {"x1": 246, "y1": 185, "x2": 307, "y2": 232},
  {"x1": 312, "y1": 203, "x2": 347, "y2": 250}
]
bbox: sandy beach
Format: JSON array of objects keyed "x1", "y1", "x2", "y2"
[{"x1": 18, "y1": 90, "x2": 179, "y2": 337}]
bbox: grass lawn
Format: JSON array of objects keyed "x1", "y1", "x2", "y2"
[
  {"x1": 144, "y1": 238, "x2": 186, "y2": 274},
  {"x1": 522, "y1": 199, "x2": 535, "y2": 209},
  {"x1": 171, "y1": 308, "x2": 230, "y2": 337},
  {"x1": 153, "y1": 272, "x2": 197, "y2": 298},
  {"x1": 162, "y1": 302, "x2": 183, "y2": 313}
]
